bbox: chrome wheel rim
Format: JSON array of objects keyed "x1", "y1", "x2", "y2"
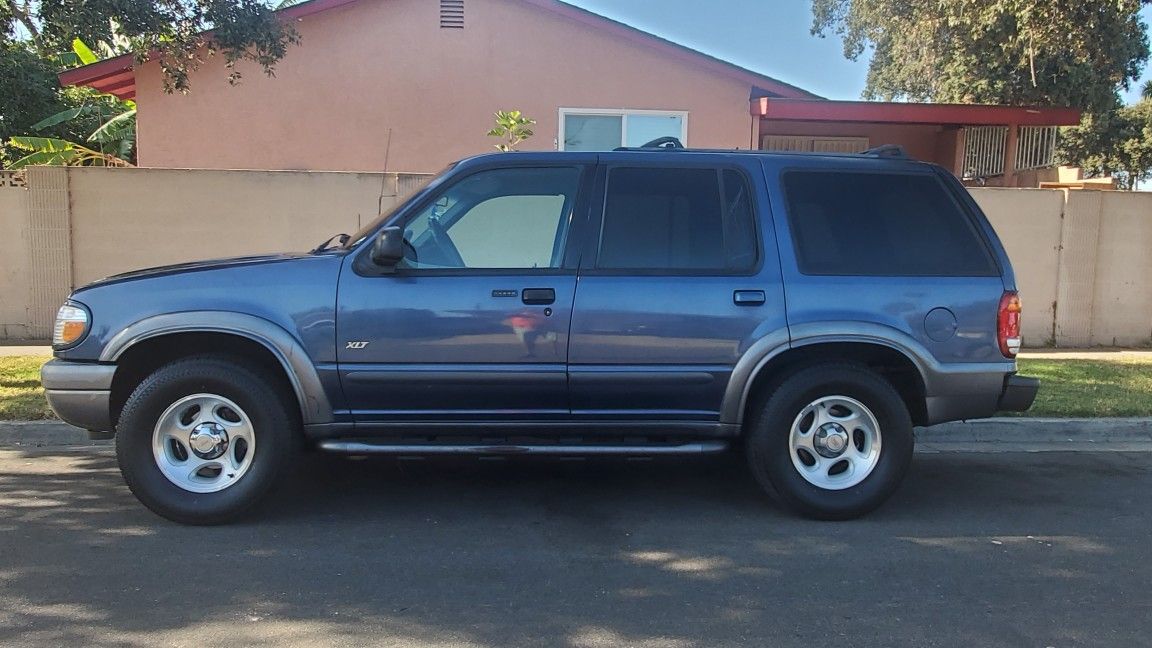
[
  {"x1": 788, "y1": 395, "x2": 881, "y2": 490},
  {"x1": 151, "y1": 393, "x2": 256, "y2": 493}
]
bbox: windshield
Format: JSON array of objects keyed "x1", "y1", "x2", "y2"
[{"x1": 346, "y1": 164, "x2": 457, "y2": 248}]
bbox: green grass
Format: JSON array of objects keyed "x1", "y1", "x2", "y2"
[
  {"x1": 0, "y1": 355, "x2": 54, "y2": 421},
  {"x1": 1016, "y1": 357, "x2": 1152, "y2": 418},
  {"x1": 0, "y1": 355, "x2": 1149, "y2": 421}
]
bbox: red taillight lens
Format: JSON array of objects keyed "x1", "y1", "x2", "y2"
[{"x1": 998, "y1": 291, "x2": 1022, "y2": 357}]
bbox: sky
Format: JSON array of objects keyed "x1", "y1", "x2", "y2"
[{"x1": 563, "y1": 0, "x2": 1152, "y2": 106}]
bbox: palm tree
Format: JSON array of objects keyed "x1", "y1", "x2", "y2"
[{"x1": 1143, "y1": 79, "x2": 1152, "y2": 101}]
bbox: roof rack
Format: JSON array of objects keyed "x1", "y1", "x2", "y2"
[
  {"x1": 609, "y1": 139, "x2": 915, "y2": 160},
  {"x1": 861, "y1": 144, "x2": 909, "y2": 159}
]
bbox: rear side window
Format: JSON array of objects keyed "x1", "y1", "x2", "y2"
[
  {"x1": 782, "y1": 170, "x2": 996, "y2": 276},
  {"x1": 597, "y1": 167, "x2": 757, "y2": 272}
]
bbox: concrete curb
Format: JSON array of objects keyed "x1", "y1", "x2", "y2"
[
  {"x1": 3, "y1": 418, "x2": 1152, "y2": 452},
  {"x1": 917, "y1": 417, "x2": 1152, "y2": 442}
]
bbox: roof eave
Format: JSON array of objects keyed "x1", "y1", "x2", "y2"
[{"x1": 754, "y1": 98, "x2": 1082, "y2": 127}]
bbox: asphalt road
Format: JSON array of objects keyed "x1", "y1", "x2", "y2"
[{"x1": 1, "y1": 446, "x2": 1149, "y2": 647}]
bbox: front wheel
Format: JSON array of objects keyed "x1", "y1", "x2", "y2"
[
  {"x1": 116, "y1": 356, "x2": 298, "y2": 525},
  {"x1": 745, "y1": 363, "x2": 913, "y2": 520}
]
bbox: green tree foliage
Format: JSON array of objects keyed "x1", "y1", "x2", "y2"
[
  {"x1": 0, "y1": 42, "x2": 100, "y2": 165},
  {"x1": 9, "y1": 0, "x2": 300, "y2": 92},
  {"x1": 1060, "y1": 100, "x2": 1152, "y2": 190},
  {"x1": 811, "y1": 0, "x2": 1150, "y2": 114},
  {"x1": 811, "y1": 0, "x2": 1152, "y2": 187}
]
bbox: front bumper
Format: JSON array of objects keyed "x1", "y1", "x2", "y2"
[
  {"x1": 997, "y1": 374, "x2": 1040, "y2": 412},
  {"x1": 41, "y1": 360, "x2": 116, "y2": 436}
]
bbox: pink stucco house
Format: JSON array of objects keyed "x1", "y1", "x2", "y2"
[{"x1": 61, "y1": 0, "x2": 1080, "y2": 186}]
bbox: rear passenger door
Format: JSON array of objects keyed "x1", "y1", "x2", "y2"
[
  {"x1": 769, "y1": 163, "x2": 1005, "y2": 363},
  {"x1": 567, "y1": 156, "x2": 788, "y2": 425}
]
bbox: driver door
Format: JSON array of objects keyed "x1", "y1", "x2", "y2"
[{"x1": 336, "y1": 163, "x2": 590, "y2": 425}]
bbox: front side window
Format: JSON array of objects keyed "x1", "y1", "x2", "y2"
[
  {"x1": 401, "y1": 167, "x2": 580, "y2": 270},
  {"x1": 561, "y1": 110, "x2": 687, "y2": 151},
  {"x1": 782, "y1": 170, "x2": 997, "y2": 276},
  {"x1": 596, "y1": 167, "x2": 758, "y2": 272}
]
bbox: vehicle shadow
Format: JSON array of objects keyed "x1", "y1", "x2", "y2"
[{"x1": 1, "y1": 447, "x2": 1149, "y2": 647}]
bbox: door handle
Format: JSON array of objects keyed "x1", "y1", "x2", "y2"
[
  {"x1": 733, "y1": 290, "x2": 766, "y2": 306},
  {"x1": 522, "y1": 288, "x2": 556, "y2": 305}
]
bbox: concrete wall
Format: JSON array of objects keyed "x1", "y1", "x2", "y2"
[
  {"x1": 0, "y1": 171, "x2": 32, "y2": 339},
  {"x1": 2, "y1": 168, "x2": 1150, "y2": 347},
  {"x1": 133, "y1": 0, "x2": 792, "y2": 173},
  {"x1": 1, "y1": 167, "x2": 427, "y2": 339},
  {"x1": 971, "y1": 188, "x2": 1152, "y2": 347}
]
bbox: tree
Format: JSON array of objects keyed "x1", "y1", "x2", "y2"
[
  {"x1": 0, "y1": 41, "x2": 103, "y2": 165},
  {"x1": 487, "y1": 110, "x2": 536, "y2": 152},
  {"x1": 1060, "y1": 100, "x2": 1152, "y2": 190},
  {"x1": 810, "y1": 0, "x2": 1150, "y2": 115},
  {"x1": 4, "y1": 0, "x2": 300, "y2": 93}
]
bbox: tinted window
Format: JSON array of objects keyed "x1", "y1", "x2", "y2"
[
  {"x1": 783, "y1": 171, "x2": 996, "y2": 276},
  {"x1": 401, "y1": 167, "x2": 579, "y2": 270},
  {"x1": 597, "y1": 167, "x2": 757, "y2": 271}
]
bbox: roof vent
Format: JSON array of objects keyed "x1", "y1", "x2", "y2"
[{"x1": 440, "y1": 0, "x2": 464, "y2": 28}]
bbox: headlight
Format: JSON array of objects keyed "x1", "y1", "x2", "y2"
[{"x1": 53, "y1": 302, "x2": 90, "y2": 348}]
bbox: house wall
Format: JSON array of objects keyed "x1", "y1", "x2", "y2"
[
  {"x1": 4, "y1": 169, "x2": 1150, "y2": 346},
  {"x1": 133, "y1": 0, "x2": 765, "y2": 173}
]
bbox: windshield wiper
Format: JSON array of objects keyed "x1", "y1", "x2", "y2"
[{"x1": 312, "y1": 233, "x2": 350, "y2": 253}]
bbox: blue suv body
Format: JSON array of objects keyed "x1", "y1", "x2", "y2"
[{"x1": 42, "y1": 147, "x2": 1038, "y2": 523}]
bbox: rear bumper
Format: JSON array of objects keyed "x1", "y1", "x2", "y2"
[
  {"x1": 997, "y1": 374, "x2": 1039, "y2": 412},
  {"x1": 41, "y1": 360, "x2": 115, "y2": 435}
]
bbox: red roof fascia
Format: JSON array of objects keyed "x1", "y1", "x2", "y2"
[
  {"x1": 57, "y1": 0, "x2": 361, "y2": 98},
  {"x1": 753, "y1": 98, "x2": 1082, "y2": 126}
]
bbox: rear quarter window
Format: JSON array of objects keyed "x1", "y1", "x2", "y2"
[{"x1": 782, "y1": 170, "x2": 997, "y2": 276}]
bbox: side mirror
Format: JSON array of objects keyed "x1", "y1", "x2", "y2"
[{"x1": 371, "y1": 226, "x2": 405, "y2": 269}]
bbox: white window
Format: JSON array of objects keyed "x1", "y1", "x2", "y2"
[{"x1": 559, "y1": 109, "x2": 688, "y2": 151}]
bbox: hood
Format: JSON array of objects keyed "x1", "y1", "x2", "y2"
[{"x1": 81, "y1": 252, "x2": 333, "y2": 290}]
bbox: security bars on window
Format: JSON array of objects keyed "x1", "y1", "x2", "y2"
[
  {"x1": 962, "y1": 126, "x2": 1008, "y2": 179},
  {"x1": 1015, "y1": 126, "x2": 1059, "y2": 172}
]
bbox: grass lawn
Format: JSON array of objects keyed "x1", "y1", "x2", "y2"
[
  {"x1": 0, "y1": 355, "x2": 1149, "y2": 421},
  {"x1": 1016, "y1": 357, "x2": 1152, "y2": 418},
  {"x1": 0, "y1": 355, "x2": 54, "y2": 421}
]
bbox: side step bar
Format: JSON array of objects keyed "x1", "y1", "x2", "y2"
[{"x1": 318, "y1": 440, "x2": 730, "y2": 456}]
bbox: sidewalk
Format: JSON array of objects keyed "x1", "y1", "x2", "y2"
[{"x1": 0, "y1": 345, "x2": 51, "y2": 357}]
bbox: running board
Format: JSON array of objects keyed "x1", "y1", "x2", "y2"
[{"x1": 318, "y1": 440, "x2": 730, "y2": 456}]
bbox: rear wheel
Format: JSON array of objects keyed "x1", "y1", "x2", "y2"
[
  {"x1": 116, "y1": 356, "x2": 298, "y2": 525},
  {"x1": 745, "y1": 363, "x2": 913, "y2": 520}
]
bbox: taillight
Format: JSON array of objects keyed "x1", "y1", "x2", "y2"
[{"x1": 998, "y1": 291, "x2": 1022, "y2": 358}]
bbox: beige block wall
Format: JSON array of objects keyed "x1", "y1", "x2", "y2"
[
  {"x1": 3, "y1": 167, "x2": 1151, "y2": 346},
  {"x1": 969, "y1": 188, "x2": 1064, "y2": 345},
  {"x1": 1091, "y1": 192, "x2": 1152, "y2": 345},
  {"x1": 66, "y1": 167, "x2": 408, "y2": 285},
  {"x1": 0, "y1": 173, "x2": 32, "y2": 338}
]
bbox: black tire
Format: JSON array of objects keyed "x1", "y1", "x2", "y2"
[
  {"x1": 745, "y1": 363, "x2": 913, "y2": 520},
  {"x1": 116, "y1": 356, "x2": 299, "y2": 525}
]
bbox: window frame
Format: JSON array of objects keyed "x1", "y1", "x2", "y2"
[
  {"x1": 558, "y1": 108, "x2": 689, "y2": 151},
  {"x1": 581, "y1": 162, "x2": 764, "y2": 277},
  {"x1": 778, "y1": 167, "x2": 1000, "y2": 278},
  {"x1": 352, "y1": 163, "x2": 592, "y2": 277}
]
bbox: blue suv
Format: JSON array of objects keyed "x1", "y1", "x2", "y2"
[{"x1": 41, "y1": 145, "x2": 1038, "y2": 524}]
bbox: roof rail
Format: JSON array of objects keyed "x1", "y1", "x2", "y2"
[
  {"x1": 861, "y1": 144, "x2": 909, "y2": 159},
  {"x1": 614, "y1": 136, "x2": 686, "y2": 151}
]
